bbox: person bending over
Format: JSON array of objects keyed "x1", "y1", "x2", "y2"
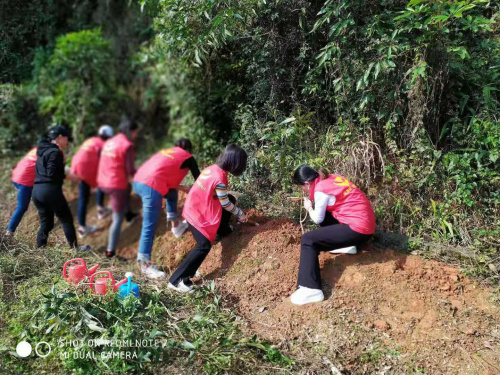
[
  {"x1": 97, "y1": 118, "x2": 139, "y2": 260},
  {"x1": 168, "y1": 144, "x2": 248, "y2": 293},
  {"x1": 70, "y1": 125, "x2": 114, "y2": 238},
  {"x1": 133, "y1": 137, "x2": 201, "y2": 279},
  {"x1": 5, "y1": 147, "x2": 38, "y2": 237},
  {"x1": 290, "y1": 165, "x2": 375, "y2": 305}
]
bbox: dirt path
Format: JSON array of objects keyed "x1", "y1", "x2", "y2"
[{"x1": 7, "y1": 186, "x2": 500, "y2": 374}]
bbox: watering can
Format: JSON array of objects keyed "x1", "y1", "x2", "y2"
[
  {"x1": 118, "y1": 272, "x2": 140, "y2": 298},
  {"x1": 63, "y1": 258, "x2": 100, "y2": 284},
  {"x1": 90, "y1": 271, "x2": 128, "y2": 295}
]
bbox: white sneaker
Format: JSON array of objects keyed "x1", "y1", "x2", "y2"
[
  {"x1": 290, "y1": 286, "x2": 325, "y2": 305},
  {"x1": 329, "y1": 246, "x2": 357, "y2": 254},
  {"x1": 97, "y1": 207, "x2": 112, "y2": 220},
  {"x1": 168, "y1": 280, "x2": 194, "y2": 293},
  {"x1": 140, "y1": 263, "x2": 166, "y2": 279},
  {"x1": 78, "y1": 225, "x2": 100, "y2": 238},
  {"x1": 171, "y1": 221, "x2": 189, "y2": 238}
]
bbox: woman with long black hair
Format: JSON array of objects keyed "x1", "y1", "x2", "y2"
[
  {"x1": 32, "y1": 125, "x2": 90, "y2": 251},
  {"x1": 290, "y1": 165, "x2": 375, "y2": 305},
  {"x1": 168, "y1": 145, "x2": 248, "y2": 293}
]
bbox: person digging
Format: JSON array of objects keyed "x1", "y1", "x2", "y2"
[{"x1": 290, "y1": 165, "x2": 376, "y2": 305}]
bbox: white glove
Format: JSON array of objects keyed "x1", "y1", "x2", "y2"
[{"x1": 303, "y1": 198, "x2": 312, "y2": 210}]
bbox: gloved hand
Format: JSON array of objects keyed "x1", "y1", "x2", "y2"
[{"x1": 303, "y1": 198, "x2": 312, "y2": 210}]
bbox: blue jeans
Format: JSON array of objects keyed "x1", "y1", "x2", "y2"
[
  {"x1": 165, "y1": 189, "x2": 179, "y2": 222},
  {"x1": 134, "y1": 182, "x2": 163, "y2": 262},
  {"x1": 7, "y1": 182, "x2": 33, "y2": 232}
]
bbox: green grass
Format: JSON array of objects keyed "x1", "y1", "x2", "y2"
[{"x1": 0, "y1": 242, "x2": 294, "y2": 374}]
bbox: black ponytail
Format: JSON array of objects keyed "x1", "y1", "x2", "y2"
[
  {"x1": 292, "y1": 165, "x2": 319, "y2": 185},
  {"x1": 317, "y1": 168, "x2": 329, "y2": 180}
]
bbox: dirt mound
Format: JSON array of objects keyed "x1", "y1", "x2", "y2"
[{"x1": 10, "y1": 187, "x2": 500, "y2": 374}]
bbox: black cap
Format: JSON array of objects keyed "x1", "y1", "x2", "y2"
[{"x1": 47, "y1": 125, "x2": 71, "y2": 141}]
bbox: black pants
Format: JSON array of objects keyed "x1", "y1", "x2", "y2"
[
  {"x1": 32, "y1": 183, "x2": 77, "y2": 248},
  {"x1": 77, "y1": 181, "x2": 105, "y2": 226},
  {"x1": 169, "y1": 197, "x2": 234, "y2": 286},
  {"x1": 297, "y1": 212, "x2": 372, "y2": 289}
]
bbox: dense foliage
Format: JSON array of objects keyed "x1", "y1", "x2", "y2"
[{"x1": 0, "y1": 0, "x2": 499, "y2": 256}]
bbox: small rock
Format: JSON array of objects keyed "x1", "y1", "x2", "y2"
[
  {"x1": 465, "y1": 328, "x2": 476, "y2": 336},
  {"x1": 374, "y1": 320, "x2": 390, "y2": 331},
  {"x1": 258, "y1": 306, "x2": 266, "y2": 313},
  {"x1": 489, "y1": 264, "x2": 498, "y2": 272}
]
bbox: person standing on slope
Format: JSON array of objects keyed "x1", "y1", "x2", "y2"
[
  {"x1": 31, "y1": 125, "x2": 90, "y2": 251},
  {"x1": 97, "y1": 118, "x2": 139, "y2": 260},
  {"x1": 290, "y1": 165, "x2": 375, "y2": 305},
  {"x1": 168, "y1": 144, "x2": 248, "y2": 293},
  {"x1": 133, "y1": 137, "x2": 201, "y2": 279},
  {"x1": 70, "y1": 125, "x2": 114, "y2": 238},
  {"x1": 5, "y1": 147, "x2": 38, "y2": 237}
]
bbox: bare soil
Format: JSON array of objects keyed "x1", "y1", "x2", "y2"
[{"x1": 6, "y1": 185, "x2": 500, "y2": 374}]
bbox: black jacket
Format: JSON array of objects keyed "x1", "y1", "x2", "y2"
[{"x1": 34, "y1": 139, "x2": 65, "y2": 185}]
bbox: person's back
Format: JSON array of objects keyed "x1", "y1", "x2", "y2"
[
  {"x1": 71, "y1": 136, "x2": 105, "y2": 187},
  {"x1": 31, "y1": 125, "x2": 89, "y2": 251},
  {"x1": 35, "y1": 139, "x2": 65, "y2": 185},
  {"x1": 12, "y1": 148, "x2": 37, "y2": 187},
  {"x1": 97, "y1": 133, "x2": 133, "y2": 190}
]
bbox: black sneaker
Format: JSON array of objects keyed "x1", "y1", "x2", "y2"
[
  {"x1": 125, "y1": 212, "x2": 140, "y2": 226},
  {"x1": 106, "y1": 251, "x2": 129, "y2": 262},
  {"x1": 215, "y1": 224, "x2": 234, "y2": 241}
]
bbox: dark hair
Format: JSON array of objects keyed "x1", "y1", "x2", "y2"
[
  {"x1": 216, "y1": 144, "x2": 248, "y2": 176},
  {"x1": 47, "y1": 125, "x2": 70, "y2": 141},
  {"x1": 292, "y1": 165, "x2": 321, "y2": 185},
  {"x1": 175, "y1": 137, "x2": 193, "y2": 153},
  {"x1": 118, "y1": 118, "x2": 138, "y2": 139}
]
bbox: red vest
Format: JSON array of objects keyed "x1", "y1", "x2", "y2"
[
  {"x1": 12, "y1": 148, "x2": 37, "y2": 187},
  {"x1": 310, "y1": 174, "x2": 376, "y2": 235},
  {"x1": 182, "y1": 164, "x2": 228, "y2": 241},
  {"x1": 134, "y1": 147, "x2": 193, "y2": 196},
  {"x1": 97, "y1": 134, "x2": 134, "y2": 190},
  {"x1": 70, "y1": 136, "x2": 105, "y2": 187}
]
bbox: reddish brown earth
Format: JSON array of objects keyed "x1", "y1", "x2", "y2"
[{"x1": 6, "y1": 185, "x2": 500, "y2": 374}]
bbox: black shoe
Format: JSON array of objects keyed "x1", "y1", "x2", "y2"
[
  {"x1": 106, "y1": 251, "x2": 129, "y2": 262},
  {"x1": 125, "y1": 212, "x2": 140, "y2": 226},
  {"x1": 215, "y1": 225, "x2": 234, "y2": 241}
]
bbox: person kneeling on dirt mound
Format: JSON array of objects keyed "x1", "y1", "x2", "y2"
[
  {"x1": 70, "y1": 125, "x2": 114, "y2": 239},
  {"x1": 97, "y1": 118, "x2": 140, "y2": 261},
  {"x1": 290, "y1": 165, "x2": 376, "y2": 305},
  {"x1": 168, "y1": 144, "x2": 248, "y2": 293},
  {"x1": 32, "y1": 125, "x2": 91, "y2": 251},
  {"x1": 133, "y1": 137, "x2": 201, "y2": 279}
]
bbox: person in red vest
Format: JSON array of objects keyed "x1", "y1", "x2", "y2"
[
  {"x1": 70, "y1": 125, "x2": 114, "y2": 238},
  {"x1": 290, "y1": 165, "x2": 376, "y2": 305},
  {"x1": 6, "y1": 147, "x2": 38, "y2": 237},
  {"x1": 133, "y1": 138, "x2": 201, "y2": 279},
  {"x1": 168, "y1": 144, "x2": 248, "y2": 293},
  {"x1": 97, "y1": 118, "x2": 139, "y2": 260}
]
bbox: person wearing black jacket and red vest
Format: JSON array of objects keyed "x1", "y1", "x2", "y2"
[{"x1": 31, "y1": 125, "x2": 90, "y2": 251}]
